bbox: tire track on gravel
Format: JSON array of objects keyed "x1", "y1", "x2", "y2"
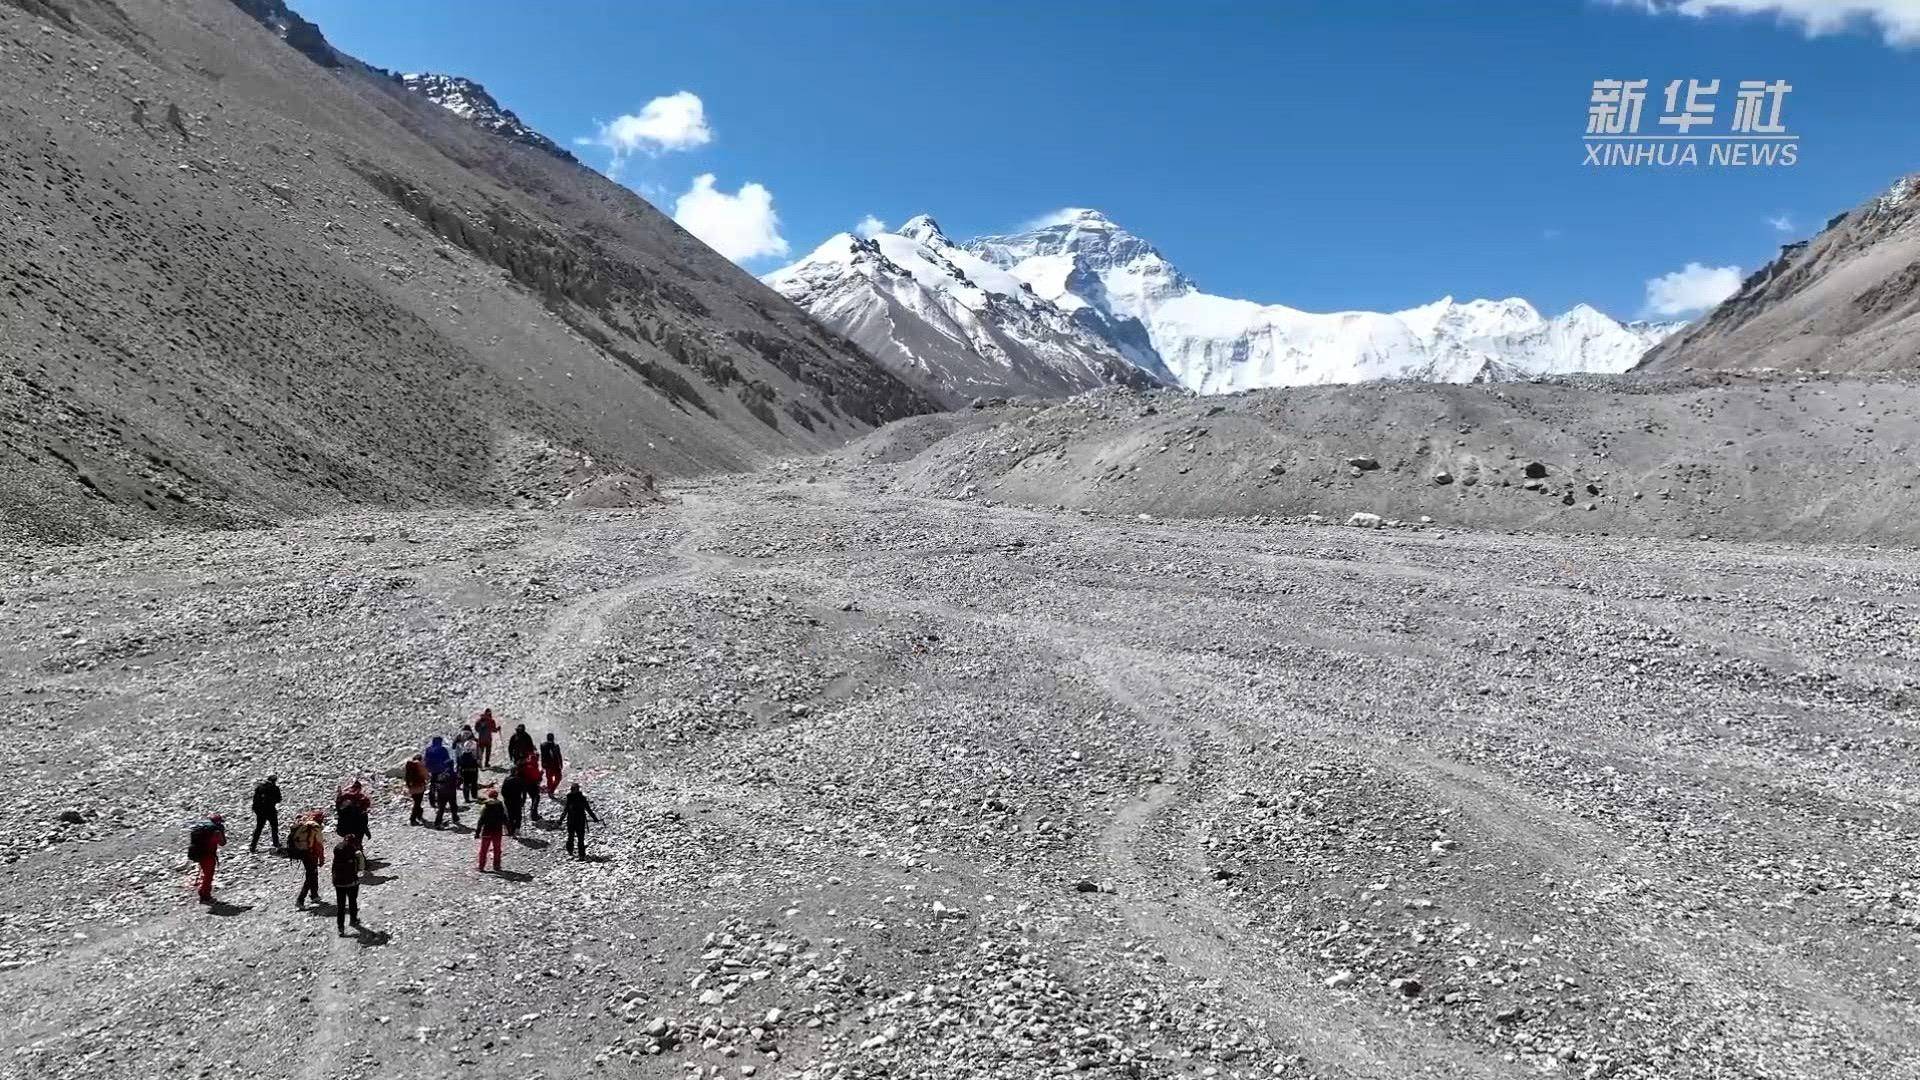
[{"x1": 1075, "y1": 646, "x2": 1499, "y2": 1080}]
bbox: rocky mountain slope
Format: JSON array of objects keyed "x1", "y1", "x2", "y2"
[
  {"x1": 1640, "y1": 174, "x2": 1920, "y2": 374},
  {"x1": 763, "y1": 216, "x2": 1164, "y2": 406},
  {"x1": 858, "y1": 372, "x2": 1920, "y2": 544},
  {"x1": 967, "y1": 210, "x2": 1682, "y2": 391},
  {"x1": 395, "y1": 72, "x2": 576, "y2": 163},
  {"x1": 0, "y1": 0, "x2": 930, "y2": 543}
]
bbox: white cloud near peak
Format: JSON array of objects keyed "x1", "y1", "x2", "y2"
[
  {"x1": 1644, "y1": 261, "x2": 1743, "y2": 316},
  {"x1": 854, "y1": 214, "x2": 889, "y2": 238},
  {"x1": 581, "y1": 91, "x2": 713, "y2": 170},
  {"x1": 1767, "y1": 213, "x2": 1796, "y2": 232},
  {"x1": 673, "y1": 174, "x2": 788, "y2": 263},
  {"x1": 1615, "y1": 0, "x2": 1920, "y2": 46}
]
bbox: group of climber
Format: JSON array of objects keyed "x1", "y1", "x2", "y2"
[{"x1": 185, "y1": 707, "x2": 603, "y2": 931}]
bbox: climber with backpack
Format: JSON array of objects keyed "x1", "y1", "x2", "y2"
[
  {"x1": 422, "y1": 735, "x2": 453, "y2": 778},
  {"x1": 335, "y1": 781, "x2": 373, "y2": 846},
  {"x1": 403, "y1": 754, "x2": 430, "y2": 826},
  {"x1": 500, "y1": 771, "x2": 526, "y2": 836},
  {"x1": 475, "y1": 708, "x2": 501, "y2": 768},
  {"x1": 452, "y1": 724, "x2": 478, "y2": 767},
  {"x1": 249, "y1": 774, "x2": 282, "y2": 852},
  {"x1": 331, "y1": 834, "x2": 364, "y2": 935},
  {"x1": 457, "y1": 743, "x2": 482, "y2": 805},
  {"x1": 432, "y1": 765, "x2": 462, "y2": 829},
  {"x1": 287, "y1": 811, "x2": 326, "y2": 908},
  {"x1": 475, "y1": 791, "x2": 507, "y2": 873},
  {"x1": 507, "y1": 723, "x2": 535, "y2": 766},
  {"x1": 539, "y1": 734, "x2": 564, "y2": 796},
  {"x1": 516, "y1": 750, "x2": 544, "y2": 820},
  {"x1": 187, "y1": 814, "x2": 226, "y2": 903},
  {"x1": 559, "y1": 782, "x2": 602, "y2": 860}
]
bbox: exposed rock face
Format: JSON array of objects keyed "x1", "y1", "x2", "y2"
[
  {"x1": 1640, "y1": 174, "x2": 1920, "y2": 373},
  {"x1": 0, "y1": 0, "x2": 930, "y2": 541},
  {"x1": 396, "y1": 72, "x2": 576, "y2": 164},
  {"x1": 227, "y1": 0, "x2": 338, "y2": 67}
]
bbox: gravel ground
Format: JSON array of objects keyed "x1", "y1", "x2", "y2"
[{"x1": 2, "y1": 455, "x2": 1917, "y2": 1080}]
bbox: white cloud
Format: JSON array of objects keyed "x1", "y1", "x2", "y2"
[
  {"x1": 672, "y1": 174, "x2": 788, "y2": 263},
  {"x1": 854, "y1": 214, "x2": 889, "y2": 238},
  {"x1": 1644, "y1": 261, "x2": 1743, "y2": 316},
  {"x1": 1767, "y1": 213, "x2": 1796, "y2": 232},
  {"x1": 581, "y1": 91, "x2": 713, "y2": 171},
  {"x1": 1542, "y1": 227, "x2": 1564, "y2": 241},
  {"x1": 1615, "y1": 0, "x2": 1920, "y2": 46},
  {"x1": 1018, "y1": 207, "x2": 1096, "y2": 230}
]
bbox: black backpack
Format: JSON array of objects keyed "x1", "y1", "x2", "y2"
[{"x1": 186, "y1": 822, "x2": 218, "y2": 861}]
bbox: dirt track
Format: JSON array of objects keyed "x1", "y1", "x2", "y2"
[{"x1": 3, "y1": 456, "x2": 1918, "y2": 1079}]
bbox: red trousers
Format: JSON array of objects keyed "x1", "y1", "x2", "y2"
[
  {"x1": 476, "y1": 831, "x2": 503, "y2": 871},
  {"x1": 544, "y1": 765, "x2": 562, "y2": 795},
  {"x1": 196, "y1": 857, "x2": 217, "y2": 899}
]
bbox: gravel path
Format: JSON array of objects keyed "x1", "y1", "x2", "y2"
[{"x1": 3, "y1": 456, "x2": 1917, "y2": 1079}]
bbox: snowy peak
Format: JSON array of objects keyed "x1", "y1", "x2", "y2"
[
  {"x1": 764, "y1": 220, "x2": 1163, "y2": 405},
  {"x1": 897, "y1": 214, "x2": 949, "y2": 246},
  {"x1": 1396, "y1": 296, "x2": 1543, "y2": 345},
  {"x1": 397, "y1": 72, "x2": 577, "y2": 163}
]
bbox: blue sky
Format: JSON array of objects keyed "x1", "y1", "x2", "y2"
[{"x1": 301, "y1": 1, "x2": 1920, "y2": 320}]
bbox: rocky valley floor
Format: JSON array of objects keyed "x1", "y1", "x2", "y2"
[{"x1": 2, "y1": 456, "x2": 1917, "y2": 1080}]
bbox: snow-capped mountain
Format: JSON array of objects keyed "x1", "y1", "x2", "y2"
[
  {"x1": 763, "y1": 216, "x2": 1164, "y2": 405},
  {"x1": 397, "y1": 73, "x2": 577, "y2": 163},
  {"x1": 967, "y1": 209, "x2": 1683, "y2": 392}
]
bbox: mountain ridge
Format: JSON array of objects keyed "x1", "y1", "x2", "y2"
[
  {"x1": 966, "y1": 210, "x2": 1683, "y2": 391},
  {"x1": 1638, "y1": 172, "x2": 1920, "y2": 374},
  {"x1": 0, "y1": 0, "x2": 930, "y2": 540},
  {"x1": 763, "y1": 218, "x2": 1165, "y2": 406}
]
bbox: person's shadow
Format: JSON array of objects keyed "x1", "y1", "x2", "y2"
[
  {"x1": 515, "y1": 835, "x2": 550, "y2": 850},
  {"x1": 488, "y1": 869, "x2": 533, "y2": 883},
  {"x1": 303, "y1": 903, "x2": 337, "y2": 918},
  {"x1": 208, "y1": 900, "x2": 253, "y2": 917},
  {"x1": 362, "y1": 868, "x2": 398, "y2": 886},
  {"x1": 353, "y1": 927, "x2": 393, "y2": 948}
]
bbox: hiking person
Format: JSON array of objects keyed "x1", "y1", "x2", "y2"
[
  {"x1": 335, "y1": 782, "x2": 372, "y2": 844},
  {"x1": 475, "y1": 708, "x2": 500, "y2": 767},
  {"x1": 457, "y1": 744, "x2": 482, "y2": 805},
  {"x1": 288, "y1": 812, "x2": 326, "y2": 908},
  {"x1": 475, "y1": 792, "x2": 507, "y2": 873},
  {"x1": 517, "y1": 750, "x2": 544, "y2": 819},
  {"x1": 507, "y1": 723, "x2": 535, "y2": 765},
  {"x1": 331, "y1": 834, "x2": 364, "y2": 935},
  {"x1": 188, "y1": 814, "x2": 226, "y2": 903},
  {"x1": 501, "y1": 772, "x2": 526, "y2": 836},
  {"x1": 539, "y1": 734, "x2": 564, "y2": 796},
  {"x1": 422, "y1": 735, "x2": 453, "y2": 778},
  {"x1": 432, "y1": 766, "x2": 463, "y2": 829},
  {"x1": 250, "y1": 775, "x2": 282, "y2": 851},
  {"x1": 403, "y1": 755, "x2": 430, "y2": 825},
  {"x1": 452, "y1": 724, "x2": 478, "y2": 765},
  {"x1": 559, "y1": 783, "x2": 602, "y2": 860}
]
